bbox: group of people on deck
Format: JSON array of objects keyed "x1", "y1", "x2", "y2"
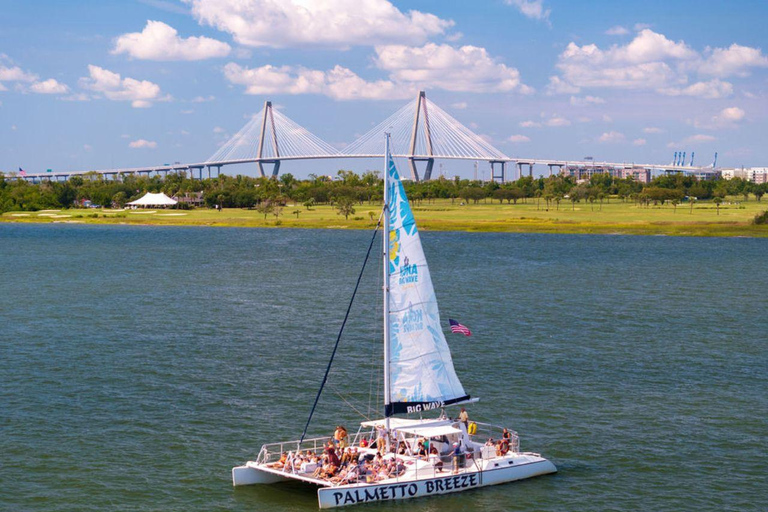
[
  {"x1": 485, "y1": 427, "x2": 513, "y2": 456},
  {"x1": 267, "y1": 414, "x2": 514, "y2": 483},
  {"x1": 268, "y1": 424, "x2": 454, "y2": 484}
]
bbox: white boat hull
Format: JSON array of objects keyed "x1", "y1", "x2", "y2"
[
  {"x1": 232, "y1": 463, "x2": 292, "y2": 486},
  {"x1": 317, "y1": 456, "x2": 556, "y2": 509}
]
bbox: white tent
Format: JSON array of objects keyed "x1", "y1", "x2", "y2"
[{"x1": 126, "y1": 192, "x2": 177, "y2": 208}]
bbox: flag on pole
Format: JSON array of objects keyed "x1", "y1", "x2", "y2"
[
  {"x1": 449, "y1": 319, "x2": 472, "y2": 337},
  {"x1": 19, "y1": 167, "x2": 27, "y2": 176}
]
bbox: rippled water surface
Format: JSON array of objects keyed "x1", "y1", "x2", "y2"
[{"x1": 1, "y1": 224, "x2": 766, "y2": 511}]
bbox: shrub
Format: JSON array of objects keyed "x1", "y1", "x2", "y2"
[{"x1": 753, "y1": 210, "x2": 768, "y2": 225}]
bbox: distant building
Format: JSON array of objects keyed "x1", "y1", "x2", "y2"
[
  {"x1": 173, "y1": 191, "x2": 204, "y2": 207},
  {"x1": 692, "y1": 170, "x2": 721, "y2": 181},
  {"x1": 561, "y1": 165, "x2": 650, "y2": 183},
  {"x1": 721, "y1": 167, "x2": 768, "y2": 183}
]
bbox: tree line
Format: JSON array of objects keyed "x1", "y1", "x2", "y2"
[{"x1": 1, "y1": 168, "x2": 766, "y2": 214}]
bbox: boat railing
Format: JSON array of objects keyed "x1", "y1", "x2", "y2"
[
  {"x1": 255, "y1": 436, "x2": 332, "y2": 465},
  {"x1": 466, "y1": 421, "x2": 520, "y2": 453}
]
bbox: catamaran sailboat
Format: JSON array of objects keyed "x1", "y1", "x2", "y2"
[{"x1": 232, "y1": 136, "x2": 557, "y2": 508}]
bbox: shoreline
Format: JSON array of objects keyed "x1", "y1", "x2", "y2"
[{"x1": 3, "y1": 204, "x2": 767, "y2": 237}]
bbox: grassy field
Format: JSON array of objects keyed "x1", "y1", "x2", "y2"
[{"x1": 3, "y1": 198, "x2": 768, "y2": 237}]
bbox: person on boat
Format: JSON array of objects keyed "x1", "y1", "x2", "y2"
[
  {"x1": 502, "y1": 428, "x2": 511, "y2": 440},
  {"x1": 375, "y1": 425, "x2": 388, "y2": 452},
  {"x1": 271, "y1": 452, "x2": 288, "y2": 469},
  {"x1": 416, "y1": 441, "x2": 427, "y2": 459},
  {"x1": 485, "y1": 437, "x2": 495, "y2": 447},
  {"x1": 459, "y1": 408, "x2": 469, "y2": 430},
  {"x1": 499, "y1": 438, "x2": 510, "y2": 456},
  {"x1": 339, "y1": 426, "x2": 349, "y2": 449},
  {"x1": 325, "y1": 443, "x2": 341, "y2": 467},
  {"x1": 452, "y1": 442, "x2": 462, "y2": 474},
  {"x1": 360, "y1": 436, "x2": 368, "y2": 448},
  {"x1": 429, "y1": 445, "x2": 443, "y2": 472}
]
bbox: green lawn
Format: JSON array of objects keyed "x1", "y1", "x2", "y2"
[{"x1": 3, "y1": 198, "x2": 768, "y2": 237}]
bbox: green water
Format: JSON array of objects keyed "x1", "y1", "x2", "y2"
[{"x1": 1, "y1": 224, "x2": 766, "y2": 511}]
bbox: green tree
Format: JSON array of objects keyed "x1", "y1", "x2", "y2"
[
  {"x1": 112, "y1": 191, "x2": 127, "y2": 208},
  {"x1": 255, "y1": 201, "x2": 274, "y2": 220},
  {"x1": 335, "y1": 196, "x2": 356, "y2": 219}
]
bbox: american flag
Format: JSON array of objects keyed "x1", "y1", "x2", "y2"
[
  {"x1": 19, "y1": 167, "x2": 27, "y2": 177},
  {"x1": 449, "y1": 319, "x2": 472, "y2": 337}
]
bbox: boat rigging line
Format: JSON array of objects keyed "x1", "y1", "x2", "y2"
[{"x1": 298, "y1": 210, "x2": 384, "y2": 445}]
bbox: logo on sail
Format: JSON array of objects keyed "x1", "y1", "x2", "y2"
[
  {"x1": 401, "y1": 304, "x2": 423, "y2": 333},
  {"x1": 399, "y1": 255, "x2": 419, "y2": 285}
]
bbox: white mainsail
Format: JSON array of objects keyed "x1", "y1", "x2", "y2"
[{"x1": 385, "y1": 154, "x2": 469, "y2": 416}]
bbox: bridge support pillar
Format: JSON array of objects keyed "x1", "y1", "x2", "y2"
[
  {"x1": 257, "y1": 160, "x2": 280, "y2": 179},
  {"x1": 547, "y1": 164, "x2": 563, "y2": 176},
  {"x1": 409, "y1": 157, "x2": 434, "y2": 182},
  {"x1": 490, "y1": 161, "x2": 506, "y2": 183}
]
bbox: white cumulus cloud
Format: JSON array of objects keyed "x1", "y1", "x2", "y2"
[
  {"x1": 0, "y1": 65, "x2": 37, "y2": 83},
  {"x1": 570, "y1": 95, "x2": 605, "y2": 106},
  {"x1": 545, "y1": 115, "x2": 571, "y2": 127},
  {"x1": 693, "y1": 106, "x2": 746, "y2": 129},
  {"x1": 79, "y1": 65, "x2": 164, "y2": 108},
  {"x1": 129, "y1": 139, "x2": 157, "y2": 148},
  {"x1": 186, "y1": 0, "x2": 453, "y2": 48},
  {"x1": 643, "y1": 127, "x2": 664, "y2": 133},
  {"x1": 659, "y1": 79, "x2": 733, "y2": 99},
  {"x1": 667, "y1": 134, "x2": 716, "y2": 147},
  {"x1": 113, "y1": 20, "x2": 231, "y2": 61},
  {"x1": 548, "y1": 29, "x2": 765, "y2": 98},
  {"x1": 223, "y1": 63, "x2": 412, "y2": 100},
  {"x1": 698, "y1": 44, "x2": 768, "y2": 77},
  {"x1": 224, "y1": 42, "x2": 530, "y2": 100},
  {"x1": 633, "y1": 138, "x2": 647, "y2": 146},
  {"x1": 505, "y1": 0, "x2": 550, "y2": 21},
  {"x1": 598, "y1": 131, "x2": 625, "y2": 143},
  {"x1": 605, "y1": 26, "x2": 629, "y2": 36},
  {"x1": 508, "y1": 134, "x2": 531, "y2": 143},
  {"x1": 29, "y1": 79, "x2": 69, "y2": 94},
  {"x1": 1, "y1": 64, "x2": 70, "y2": 95},
  {"x1": 374, "y1": 43, "x2": 531, "y2": 93}
]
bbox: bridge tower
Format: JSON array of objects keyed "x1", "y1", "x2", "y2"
[
  {"x1": 256, "y1": 101, "x2": 281, "y2": 178},
  {"x1": 408, "y1": 91, "x2": 435, "y2": 182}
]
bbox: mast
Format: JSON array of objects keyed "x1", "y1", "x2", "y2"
[{"x1": 383, "y1": 133, "x2": 392, "y2": 450}]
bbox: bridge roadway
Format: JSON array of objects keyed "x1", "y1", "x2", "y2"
[{"x1": 8, "y1": 155, "x2": 715, "y2": 182}]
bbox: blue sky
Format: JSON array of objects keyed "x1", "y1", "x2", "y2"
[{"x1": 1, "y1": 0, "x2": 767, "y2": 178}]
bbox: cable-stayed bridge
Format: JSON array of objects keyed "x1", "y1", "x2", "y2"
[{"x1": 10, "y1": 91, "x2": 718, "y2": 183}]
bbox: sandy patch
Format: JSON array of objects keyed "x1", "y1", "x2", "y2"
[
  {"x1": 37, "y1": 213, "x2": 58, "y2": 217},
  {"x1": 10, "y1": 213, "x2": 31, "y2": 217},
  {"x1": 50, "y1": 215, "x2": 73, "y2": 218}
]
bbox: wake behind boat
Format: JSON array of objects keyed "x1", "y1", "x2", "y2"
[{"x1": 232, "y1": 135, "x2": 556, "y2": 508}]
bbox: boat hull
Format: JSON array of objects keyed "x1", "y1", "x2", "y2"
[
  {"x1": 317, "y1": 457, "x2": 556, "y2": 509},
  {"x1": 232, "y1": 464, "x2": 292, "y2": 486}
]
